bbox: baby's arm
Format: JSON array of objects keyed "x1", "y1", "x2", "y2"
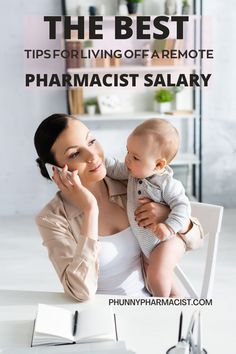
[
  {"x1": 105, "y1": 157, "x2": 129, "y2": 180},
  {"x1": 161, "y1": 178, "x2": 191, "y2": 236}
]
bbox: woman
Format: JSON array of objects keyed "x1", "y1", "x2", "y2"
[{"x1": 34, "y1": 114, "x2": 200, "y2": 301}]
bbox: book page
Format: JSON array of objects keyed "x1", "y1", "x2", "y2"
[
  {"x1": 35, "y1": 304, "x2": 74, "y2": 342},
  {"x1": 76, "y1": 306, "x2": 116, "y2": 342}
]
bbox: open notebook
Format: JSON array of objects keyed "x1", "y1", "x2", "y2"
[{"x1": 31, "y1": 304, "x2": 118, "y2": 347}]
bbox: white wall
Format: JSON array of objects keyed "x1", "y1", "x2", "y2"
[
  {"x1": 0, "y1": 0, "x2": 66, "y2": 215},
  {"x1": 1, "y1": 0, "x2": 236, "y2": 215},
  {"x1": 202, "y1": 1, "x2": 236, "y2": 206}
]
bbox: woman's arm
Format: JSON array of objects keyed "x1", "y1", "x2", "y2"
[
  {"x1": 36, "y1": 166, "x2": 100, "y2": 301},
  {"x1": 53, "y1": 165, "x2": 99, "y2": 237},
  {"x1": 135, "y1": 198, "x2": 198, "y2": 236},
  {"x1": 135, "y1": 198, "x2": 170, "y2": 228},
  {"x1": 36, "y1": 211, "x2": 99, "y2": 301}
]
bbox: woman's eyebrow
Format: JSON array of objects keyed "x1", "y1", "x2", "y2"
[
  {"x1": 64, "y1": 145, "x2": 78, "y2": 154},
  {"x1": 64, "y1": 131, "x2": 90, "y2": 154}
]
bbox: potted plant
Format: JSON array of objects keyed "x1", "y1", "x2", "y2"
[
  {"x1": 154, "y1": 89, "x2": 174, "y2": 113},
  {"x1": 182, "y1": 0, "x2": 190, "y2": 14},
  {"x1": 126, "y1": 0, "x2": 143, "y2": 15},
  {"x1": 85, "y1": 98, "x2": 97, "y2": 115},
  {"x1": 171, "y1": 86, "x2": 184, "y2": 110}
]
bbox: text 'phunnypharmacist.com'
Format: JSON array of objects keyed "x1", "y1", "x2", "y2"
[{"x1": 108, "y1": 298, "x2": 213, "y2": 307}]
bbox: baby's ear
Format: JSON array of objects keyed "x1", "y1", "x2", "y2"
[{"x1": 155, "y1": 158, "x2": 167, "y2": 171}]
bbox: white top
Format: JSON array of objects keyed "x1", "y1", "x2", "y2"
[{"x1": 97, "y1": 227, "x2": 149, "y2": 297}]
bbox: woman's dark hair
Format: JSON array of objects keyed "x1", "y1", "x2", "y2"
[{"x1": 34, "y1": 113, "x2": 76, "y2": 179}]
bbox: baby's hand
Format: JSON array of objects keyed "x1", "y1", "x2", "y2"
[{"x1": 153, "y1": 223, "x2": 173, "y2": 241}]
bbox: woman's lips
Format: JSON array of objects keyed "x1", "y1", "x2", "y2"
[{"x1": 89, "y1": 163, "x2": 102, "y2": 172}]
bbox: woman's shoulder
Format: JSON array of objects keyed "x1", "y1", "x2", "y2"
[
  {"x1": 104, "y1": 176, "x2": 128, "y2": 195},
  {"x1": 35, "y1": 192, "x2": 69, "y2": 227},
  {"x1": 36, "y1": 177, "x2": 128, "y2": 227},
  {"x1": 36, "y1": 191, "x2": 62, "y2": 213}
]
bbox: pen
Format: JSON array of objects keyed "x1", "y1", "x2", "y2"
[
  {"x1": 73, "y1": 310, "x2": 78, "y2": 336},
  {"x1": 178, "y1": 312, "x2": 183, "y2": 342}
]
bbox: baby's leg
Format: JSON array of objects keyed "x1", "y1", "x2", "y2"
[{"x1": 146, "y1": 236, "x2": 185, "y2": 297}]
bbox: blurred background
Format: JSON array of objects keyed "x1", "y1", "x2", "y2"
[
  {"x1": 1, "y1": 0, "x2": 236, "y2": 216},
  {"x1": 0, "y1": 0, "x2": 235, "y2": 301}
]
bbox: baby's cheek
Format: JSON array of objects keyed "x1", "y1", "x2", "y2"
[
  {"x1": 142, "y1": 165, "x2": 151, "y2": 175},
  {"x1": 136, "y1": 169, "x2": 148, "y2": 179},
  {"x1": 137, "y1": 166, "x2": 143, "y2": 174},
  {"x1": 125, "y1": 156, "x2": 130, "y2": 168}
]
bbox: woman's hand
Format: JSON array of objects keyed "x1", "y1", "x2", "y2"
[
  {"x1": 53, "y1": 165, "x2": 98, "y2": 214},
  {"x1": 134, "y1": 198, "x2": 170, "y2": 230}
]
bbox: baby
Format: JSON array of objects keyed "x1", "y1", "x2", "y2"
[{"x1": 106, "y1": 118, "x2": 203, "y2": 297}]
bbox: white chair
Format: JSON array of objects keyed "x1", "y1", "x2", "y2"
[{"x1": 175, "y1": 202, "x2": 224, "y2": 299}]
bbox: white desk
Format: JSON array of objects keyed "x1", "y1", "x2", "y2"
[{"x1": 0, "y1": 290, "x2": 235, "y2": 353}]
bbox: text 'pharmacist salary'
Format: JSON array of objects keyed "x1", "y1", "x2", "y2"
[{"x1": 25, "y1": 73, "x2": 212, "y2": 88}]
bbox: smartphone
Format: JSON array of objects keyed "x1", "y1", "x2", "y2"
[{"x1": 45, "y1": 163, "x2": 73, "y2": 181}]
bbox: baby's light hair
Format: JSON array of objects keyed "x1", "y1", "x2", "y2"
[{"x1": 131, "y1": 118, "x2": 180, "y2": 163}]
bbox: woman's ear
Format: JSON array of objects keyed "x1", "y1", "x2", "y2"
[{"x1": 155, "y1": 158, "x2": 167, "y2": 171}]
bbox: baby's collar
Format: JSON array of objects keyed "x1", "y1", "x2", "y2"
[{"x1": 146, "y1": 165, "x2": 173, "y2": 181}]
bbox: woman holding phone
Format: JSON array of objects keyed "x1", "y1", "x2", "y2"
[{"x1": 34, "y1": 114, "x2": 200, "y2": 301}]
